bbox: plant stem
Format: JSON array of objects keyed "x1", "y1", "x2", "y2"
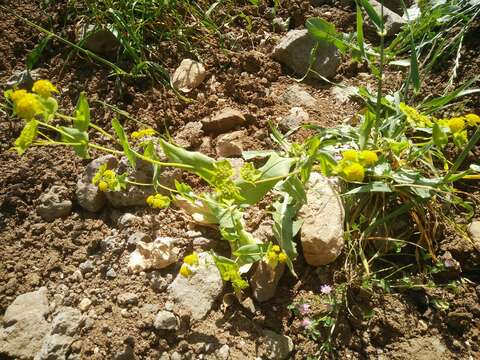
[{"x1": 374, "y1": 0, "x2": 385, "y2": 144}]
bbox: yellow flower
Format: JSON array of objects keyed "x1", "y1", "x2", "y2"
[
  {"x1": 32, "y1": 80, "x2": 59, "y2": 98},
  {"x1": 271, "y1": 245, "x2": 281, "y2": 253},
  {"x1": 447, "y1": 117, "x2": 465, "y2": 133},
  {"x1": 98, "y1": 180, "x2": 108, "y2": 192},
  {"x1": 342, "y1": 163, "x2": 365, "y2": 182},
  {"x1": 465, "y1": 114, "x2": 480, "y2": 127},
  {"x1": 399, "y1": 102, "x2": 433, "y2": 127},
  {"x1": 278, "y1": 252, "x2": 288, "y2": 263},
  {"x1": 10, "y1": 89, "x2": 28, "y2": 103},
  {"x1": 147, "y1": 194, "x2": 171, "y2": 209},
  {"x1": 180, "y1": 264, "x2": 192, "y2": 277},
  {"x1": 184, "y1": 252, "x2": 199, "y2": 266},
  {"x1": 131, "y1": 128, "x2": 157, "y2": 140},
  {"x1": 266, "y1": 251, "x2": 278, "y2": 262},
  {"x1": 359, "y1": 150, "x2": 378, "y2": 166},
  {"x1": 342, "y1": 149, "x2": 358, "y2": 161},
  {"x1": 146, "y1": 195, "x2": 155, "y2": 206},
  {"x1": 15, "y1": 94, "x2": 43, "y2": 120}
]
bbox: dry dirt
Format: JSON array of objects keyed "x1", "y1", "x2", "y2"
[{"x1": 1, "y1": 0, "x2": 479, "y2": 359}]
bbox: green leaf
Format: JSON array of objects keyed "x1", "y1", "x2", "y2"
[
  {"x1": 112, "y1": 118, "x2": 135, "y2": 167},
  {"x1": 233, "y1": 243, "x2": 269, "y2": 264},
  {"x1": 235, "y1": 153, "x2": 294, "y2": 205},
  {"x1": 359, "y1": 110, "x2": 375, "y2": 149},
  {"x1": 360, "y1": 0, "x2": 384, "y2": 32},
  {"x1": 242, "y1": 150, "x2": 276, "y2": 160},
  {"x1": 344, "y1": 181, "x2": 392, "y2": 194},
  {"x1": 306, "y1": 17, "x2": 350, "y2": 54},
  {"x1": 59, "y1": 126, "x2": 89, "y2": 158},
  {"x1": 159, "y1": 139, "x2": 216, "y2": 182},
  {"x1": 13, "y1": 119, "x2": 38, "y2": 155},
  {"x1": 275, "y1": 176, "x2": 307, "y2": 204},
  {"x1": 409, "y1": 42, "x2": 421, "y2": 93},
  {"x1": 74, "y1": 92, "x2": 90, "y2": 132},
  {"x1": 356, "y1": 3, "x2": 366, "y2": 59},
  {"x1": 38, "y1": 96, "x2": 58, "y2": 122},
  {"x1": 432, "y1": 123, "x2": 448, "y2": 148},
  {"x1": 272, "y1": 193, "x2": 300, "y2": 276},
  {"x1": 26, "y1": 35, "x2": 51, "y2": 71}
]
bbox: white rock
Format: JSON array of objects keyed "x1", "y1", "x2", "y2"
[
  {"x1": 172, "y1": 59, "x2": 207, "y2": 93},
  {"x1": 468, "y1": 220, "x2": 480, "y2": 243},
  {"x1": 279, "y1": 107, "x2": 309, "y2": 131},
  {"x1": 78, "y1": 298, "x2": 92, "y2": 312},
  {"x1": 368, "y1": 0, "x2": 407, "y2": 36},
  {"x1": 298, "y1": 172, "x2": 344, "y2": 266},
  {"x1": 272, "y1": 29, "x2": 340, "y2": 79},
  {"x1": 128, "y1": 237, "x2": 179, "y2": 272},
  {"x1": 154, "y1": 311, "x2": 178, "y2": 331},
  {"x1": 168, "y1": 252, "x2": 224, "y2": 320},
  {"x1": 261, "y1": 330, "x2": 294, "y2": 360}
]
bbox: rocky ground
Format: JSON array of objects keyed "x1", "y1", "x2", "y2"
[{"x1": 1, "y1": 0, "x2": 480, "y2": 359}]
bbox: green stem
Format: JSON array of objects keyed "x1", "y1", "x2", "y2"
[
  {"x1": 57, "y1": 113, "x2": 114, "y2": 140},
  {"x1": 374, "y1": 1, "x2": 385, "y2": 144},
  {"x1": 89, "y1": 143, "x2": 123, "y2": 155}
]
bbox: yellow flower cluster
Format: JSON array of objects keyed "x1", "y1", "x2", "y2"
[
  {"x1": 32, "y1": 80, "x2": 59, "y2": 98},
  {"x1": 180, "y1": 252, "x2": 199, "y2": 277},
  {"x1": 7, "y1": 80, "x2": 58, "y2": 120},
  {"x1": 265, "y1": 244, "x2": 288, "y2": 268},
  {"x1": 399, "y1": 102, "x2": 433, "y2": 128},
  {"x1": 146, "y1": 194, "x2": 171, "y2": 209},
  {"x1": 131, "y1": 128, "x2": 157, "y2": 140},
  {"x1": 337, "y1": 149, "x2": 378, "y2": 182}
]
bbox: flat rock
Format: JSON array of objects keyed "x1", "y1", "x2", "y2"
[
  {"x1": 128, "y1": 237, "x2": 179, "y2": 273},
  {"x1": 76, "y1": 155, "x2": 118, "y2": 212},
  {"x1": 281, "y1": 85, "x2": 317, "y2": 108},
  {"x1": 174, "y1": 121, "x2": 204, "y2": 149},
  {"x1": 172, "y1": 59, "x2": 207, "y2": 93},
  {"x1": 298, "y1": 172, "x2": 344, "y2": 266},
  {"x1": 467, "y1": 220, "x2": 480, "y2": 243},
  {"x1": 37, "y1": 185, "x2": 72, "y2": 221},
  {"x1": 117, "y1": 292, "x2": 138, "y2": 307},
  {"x1": 215, "y1": 130, "x2": 246, "y2": 158},
  {"x1": 76, "y1": 23, "x2": 121, "y2": 55},
  {"x1": 261, "y1": 330, "x2": 294, "y2": 360},
  {"x1": 272, "y1": 29, "x2": 340, "y2": 79},
  {"x1": 168, "y1": 252, "x2": 224, "y2": 320},
  {"x1": 0, "y1": 288, "x2": 50, "y2": 359},
  {"x1": 250, "y1": 261, "x2": 284, "y2": 302},
  {"x1": 202, "y1": 108, "x2": 246, "y2": 134}
]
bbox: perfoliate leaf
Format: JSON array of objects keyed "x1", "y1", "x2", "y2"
[
  {"x1": 159, "y1": 139, "x2": 216, "y2": 181},
  {"x1": 59, "y1": 126, "x2": 89, "y2": 158},
  {"x1": 236, "y1": 153, "x2": 294, "y2": 205},
  {"x1": 432, "y1": 123, "x2": 448, "y2": 148},
  {"x1": 74, "y1": 92, "x2": 90, "y2": 132},
  {"x1": 13, "y1": 119, "x2": 38, "y2": 155},
  {"x1": 38, "y1": 96, "x2": 58, "y2": 122},
  {"x1": 112, "y1": 118, "x2": 135, "y2": 167}
]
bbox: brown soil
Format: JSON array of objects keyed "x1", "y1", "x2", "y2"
[{"x1": 1, "y1": 1, "x2": 479, "y2": 359}]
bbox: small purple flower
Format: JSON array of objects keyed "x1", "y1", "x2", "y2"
[
  {"x1": 297, "y1": 303, "x2": 310, "y2": 315},
  {"x1": 444, "y1": 259, "x2": 455, "y2": 268},
  {"x1": 320, "y1": 284, "x2": 333, "y2": 295},
  {"x1": 301, "y1": 318, "x2": 312, "y2": 328}
]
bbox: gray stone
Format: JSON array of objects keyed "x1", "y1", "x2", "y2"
[
  {"x1": 0, "y1": 288, "x2": 50, "y2": 359},
  {"x1": 79, "y1": 260, "x2": 94, "y2": 274},
  {"x1": 172, "y1": 59, "x2": 207, "y2": 93},
  {"x1": 216, "y1": 130, "x2": 246, "y2": 158},
  {"x1": 78, "y1": 298, "x2": 92, "y2": 313},
  {"x1": 192, "y1": 237, "x2": 215, "y2": 251},
  {"x1": 76, "y1": 155, "x2": 118, "y2": 212},
  {"x1": 272, "y1": 29, "x2": 340, "y2": 79},
  {"x1": 168, "y1": 252, "x2": 224, "y2": 320},
  {"x1": 250, "y1": 261, "x2": 284, "y2": 302},
  {"x1": 171, "y1": 352, "x2": 182, "y2": 360},
  {"x1": 154, "y1": 311, "x2": 179, "y2": 331},
  {"x1": 106, "y1": 268, "x2": 117, "y2": 279},
  {"x1": 281, "y1": 85, "x2": 317, "y2": 108},
  {"x1": 127, "y1": 232, "x2": 150, "y2": 251},
  {"x1": 100, "y1": 235, "x2": 119, "y2": 252},
  {"x1": 77, "y1": 24, "x2": 121, "y2": 55},
  {"x1": 35, "y1": 307, "x2": 84, "y2": 360},
  {"x1": 118, "y1": 213, "x2": 139, "y2": 228},
  {"x1": 117, "y1": 292, "x2": 138, "y2": 307},
  {"x1": 279, "y1": 107, "x2": 309, "y2": 131},
  {"x1": 298, "y1": 173, "x2": 344, "y2": 266},
  {"x1": 261, "y1": 330, "x2": 294, "y2": 360},
  {"x1": 37, "y1": 185, "x2": 72, "y2": 222},
  {"x1": 367, "y1": 0, "x2": 407, "y2": 37},
  {"x1": 6, "y1": 69, "x2": 41, "y2": 89},
  {"x1": 202, "y1": 108, "x2": 246, "y2": 134}
]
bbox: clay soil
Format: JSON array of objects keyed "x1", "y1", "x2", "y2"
[{"x1": 1, "y1": 0, "x2": 479, "y2": 359}]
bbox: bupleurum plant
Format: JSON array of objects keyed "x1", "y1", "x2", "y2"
[{"x1": 4, "y1": 80, "x2": 480, "y2": 293}]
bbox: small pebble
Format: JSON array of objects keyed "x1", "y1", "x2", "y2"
[{"x1": 79, "y1": 298, "x2": 92, "y2": 312}]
